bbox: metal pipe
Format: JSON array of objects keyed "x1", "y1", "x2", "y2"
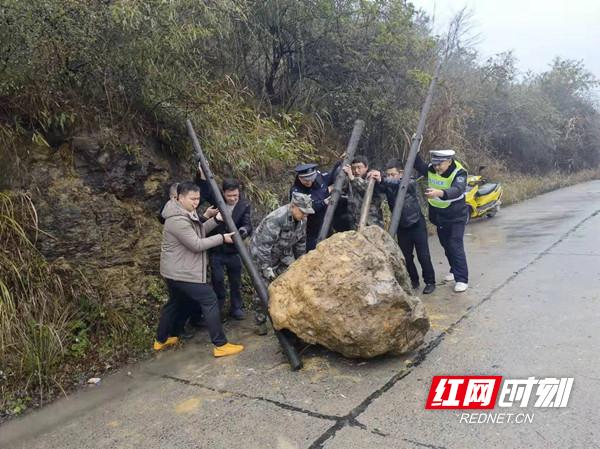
[
  {"x1": 186, "y1": 119, "x2": 303, "y2": 371},
  {"x1": 388, "y1": 57, "x2": 443, "y2": 237},
  {"x1": 357, "y1": 177, "x2": 376, "y2": 232},
  {"x1": 317, "y1": 119, "x2": 365, "y2": 242}
]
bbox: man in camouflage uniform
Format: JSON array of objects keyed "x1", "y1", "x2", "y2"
[
  {"x1": 342, "y1": 155, "x2": 385, "y2": 228},
  {"x1": 249, "y1": 192, "x2": 314, "y2": 335}
]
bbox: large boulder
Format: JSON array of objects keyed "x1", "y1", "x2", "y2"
[{"x1": 268, "y1": 226, "x2": 430, "y2": 358}]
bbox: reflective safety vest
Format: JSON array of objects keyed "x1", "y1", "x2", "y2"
[{"x1": 427, "y1": 161, "x2": 466, "y2": 209}]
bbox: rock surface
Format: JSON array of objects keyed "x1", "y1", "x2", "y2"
[
  {"x1": 3, "y1": 131, "x2": 187, "y2": 303},
  {"x1": 269, "y1": 226, "x2": 430, "y2": 358}
]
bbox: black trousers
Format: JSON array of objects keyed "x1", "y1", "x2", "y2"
[
  {"x1": 437, "y1": 221, "x2": 469, "y2": 283},
  {"x1": 397, "y1": 216, "x2": 435, "y2": 285},
  {"x1": 210, "y1": 252, "x2": 243, "y2": 313},
  {"x1": 332, "y1": 201, "x2": 353, "y2": 233},
  {"x1": 156, "y1": 279, "x2": 227, "y2": 346},
  {"x1": 306, "y1": 230, "x2": 319, "y2": 252},
  {"x1": 306, "y1": 212, "x2": 325, "y2": 252}
]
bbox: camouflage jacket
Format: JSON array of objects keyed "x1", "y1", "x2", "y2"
[
  {"x1": 347, "y1": 176, "x2": 385, "y2": 228},
  {"x1": 249, "y1": 205, "x2": 307, "y2": 273}
]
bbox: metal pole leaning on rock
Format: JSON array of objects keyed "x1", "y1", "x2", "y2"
[
  {"x1": 357, "y1": 177, "x2": 376, "y2": 232},
  {"x1": 186, "y1": 119, "x2": 303, "y2": 371},
  {"x1": 317, "y1": 119, "x2": 365, "y2": 242},
  {"x1": 389, "y1": 10, "x2": 463, "y2": 236},
  {"x1": 388, "y1": 57, "x2": 443, "y2": 238}
]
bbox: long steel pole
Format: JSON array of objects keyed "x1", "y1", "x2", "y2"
[
  {"x1": 317, "y1": 119, "x2": 365, "y2": 242},
  {"x1": 186, "y1": 119, "x2": 302, "y2": 371},
  {"x1": 388, "y1": 57, "x2": 443, "y2": 237},
  {"x1": 357, "y1": 177, "x2": 376, "y2": 232}
]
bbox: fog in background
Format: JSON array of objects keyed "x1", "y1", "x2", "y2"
[{"x1": 411, "y1": 0, "x2": 600, "y2": 84}]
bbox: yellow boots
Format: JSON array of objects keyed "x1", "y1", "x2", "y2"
[
  {"x1": 153, "y1": 336, "x2": 179, "y2": 351},
  {"x1": 154, "y1": 337, "x2": 244, "y2": 357},
  {"x1": 213, "y1": 342, "x2": 244, "y2": 357}
]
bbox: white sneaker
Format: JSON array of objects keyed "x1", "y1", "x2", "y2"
[
  {"x1": 444, "y1": 273, "x2": 455, "y2": 282},
  {"x1": 454, "y1": 282, "x2": 468, "y2": 292}
]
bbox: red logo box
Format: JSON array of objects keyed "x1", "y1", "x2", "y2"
[{"x1": 425, "y1": 376, "x2": 503, "y2": 409}]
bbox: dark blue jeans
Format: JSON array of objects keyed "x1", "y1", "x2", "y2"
[
  {"x1": 437, "y1": 222, "x2": 469, "y2": 283},
  {"x1": 156, "y1": 279, "x2": 227, "y2": 346},
  {"x1": 210, "y1": 252, "x2": 243, "y2": 313}
]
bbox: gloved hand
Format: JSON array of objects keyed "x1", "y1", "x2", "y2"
[{"x1": 263, "y1": 267, "x2": 276, "y2": 281}]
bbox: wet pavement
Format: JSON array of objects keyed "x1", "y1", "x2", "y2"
[{"x1": 2, "y1": 180, "x2": 600, "y2": 449}]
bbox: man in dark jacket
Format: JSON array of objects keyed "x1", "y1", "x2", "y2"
[
  {"x1": 290, "y1": 163, "x2": 333, "y2": 251},
  {"x1": 327, "y1": 161, "x2": 354, "y2": 233},
  {"x1": 196, "y1": 170, "x2": 252, "y2": 319},
  {"x1": 341, "y1": 155, "x2": 386, "y2": 229},
  {"x1": 414, "y1": 149, "x2": 469, "y2": 293},
  {"x1": 381, "y1": 159, "x2": 436, "y2": 294}
]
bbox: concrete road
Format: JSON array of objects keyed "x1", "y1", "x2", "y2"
[{"x1": 2, "y1": 181, "x2": 599, "y2": 449}]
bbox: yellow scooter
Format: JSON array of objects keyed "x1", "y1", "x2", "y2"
[{"x1": 465, "y1": 167, "x2": 503, "y2": 223}]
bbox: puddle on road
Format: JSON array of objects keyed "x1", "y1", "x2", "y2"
[{"x1": 463, "y1": 206, "x2": 583, "y2": 248}]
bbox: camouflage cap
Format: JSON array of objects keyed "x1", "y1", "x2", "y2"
[{"x1": 290, "y1": 191, "x2": 315, "y2": 214}]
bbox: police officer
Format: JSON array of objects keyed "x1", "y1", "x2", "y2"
[
  {"x1": 414, "y1": 149, "x2": 469, "y2": 292},
  {"x1": 249, "y1": 192, "x2": 314, "y2": 335},
  {"x1": 380, "y1": 159, "x2": 436, "y2": 294},
  {"x1": 290, "y1": 163, "x2": 333, "y2": 251}
]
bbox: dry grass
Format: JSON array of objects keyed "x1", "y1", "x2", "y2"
[
  {"x1": 457, "y1": 147, "x2": 600, "y2": 206},
  {"x1": 498, "y1": 169, "x2": 600, "y2": 206},
  {"x1": 0, "y1": 192, "x2": 73, "y2": 410},
  {"x1": 0, "y1": 191, "x2": 144, "y2": 419}
]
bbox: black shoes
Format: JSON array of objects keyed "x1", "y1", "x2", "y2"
[
  {"x1": 411, "y1": 280, "x2": 435, "y2": 294},
  {"x1": 255, "y1": 322, "x2": 268, "y2": 336},
  {"x1": 422, "y1": 283, "x2": 436, "y2": 295},
  {"x1": 229, "y1": 309, "x2": 245, "y2": 320}
]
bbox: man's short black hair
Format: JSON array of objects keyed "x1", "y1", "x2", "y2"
[
  {"x1": 351, "y1": 155, "x2": 369, "y2": 167},
  {"x1": 222, "y1": 178, "x2": 240, "y2": 192},
  {"x1": 385, "y1": 159, "x2": 404, "y2": 171},
  {"x1": 177, "y1": 181, "x2": 200, "y2": 197}
]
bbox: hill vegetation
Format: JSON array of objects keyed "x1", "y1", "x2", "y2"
[{"x1": 1, "y1": 0, "x2": 599, "y2": 419}]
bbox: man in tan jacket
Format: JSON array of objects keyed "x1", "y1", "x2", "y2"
[{"x1": 155, "y1": 181, "x2": 244, "y2": 357}]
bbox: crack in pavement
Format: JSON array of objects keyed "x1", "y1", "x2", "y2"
[
  {"x1": 402, "y1": 439, "x2": 448, "y2": 449},
  {"x1": 158, "y1": 373, "x2": 341, "y2": 422},
  {"x1": 304, "y1": 208, "x2": 600, "y2": 449}
]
